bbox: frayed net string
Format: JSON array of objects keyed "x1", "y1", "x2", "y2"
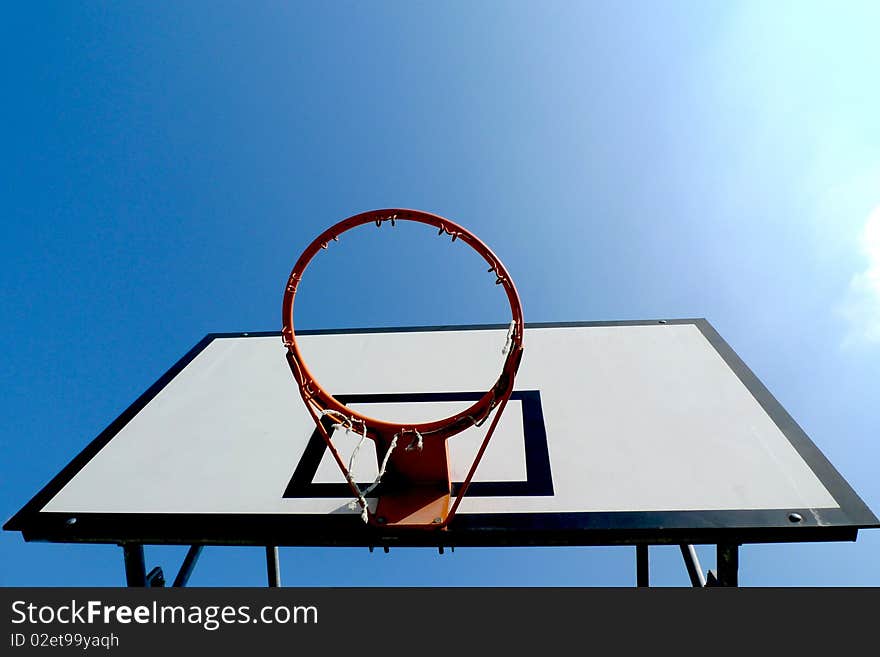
[
  {"x1": 317, "y1": 411, "x2": 423, "y2": 523},
  {"x1": 318, "y1": 410, "x2": 410, "y2": 523},
  {"x1": 404, "y1": 429, "x2": 423, "y2": 452},
  {"x1": 502, "y1": 320, "x2": 516, "y2": 355},
  {"x1": 360, "y1": 434, "x2": 399, "y2": 498},
  {"x1": 318, "y1": 409, "x2": 373, "y2": 523}
]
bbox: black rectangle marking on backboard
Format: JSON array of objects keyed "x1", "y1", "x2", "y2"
[{"x1": 283, "y1": 390, "x2": 553, "y2": 498}]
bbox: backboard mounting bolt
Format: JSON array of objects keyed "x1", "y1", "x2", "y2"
[
  {"x1": 658, "y1": 320, "x2": 667, "y2": 324},
  {"x1": 65, "y1": 517, "x2": 77, "y2": 526},
  {"x1": 433, "y1": 517, "x2": 442, "y2": 524},
  {"x1": 788, "y1": 512, "x2": 803, "y2": 523}
]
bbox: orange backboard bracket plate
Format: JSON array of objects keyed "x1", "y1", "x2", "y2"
[{"x1": 370, "y1": 433, "x2": 452, "y2": 529}]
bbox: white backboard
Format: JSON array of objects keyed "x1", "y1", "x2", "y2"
[{"x1": 6, "y1": 320, "x2": 877, "y2": 547}]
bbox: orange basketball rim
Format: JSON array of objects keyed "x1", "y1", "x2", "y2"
[{"x1": 282, "y1": 209, "x2": 524, "y2": 530}]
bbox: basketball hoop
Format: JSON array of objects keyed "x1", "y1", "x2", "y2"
[{"x1": 282, "y1": 209, "x2": 523, "y2": 529}]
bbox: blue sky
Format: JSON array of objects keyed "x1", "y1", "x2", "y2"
[{"x1": 2, "y1": 2, "x2": 879, "y2": 586}]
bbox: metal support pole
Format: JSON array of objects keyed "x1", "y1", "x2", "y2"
[
  {"x1": 266, "y1": 546, "x2": 281, "y2": 587},
  {"x1": 717, "y1": 543, "x2": 739, "y2": 587},
  {"x1": 679, "y1": 544, "x2": 706, "y2": 587},
  {"x1": 172, "y1": 546, "x2": 203, "y2": 587},
  {"x1": 122, "y1": 544, "x2": 146, "y2": 587},
  {"x1": 636, "y1": 544, "x2": 649, "y2": 587}
]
